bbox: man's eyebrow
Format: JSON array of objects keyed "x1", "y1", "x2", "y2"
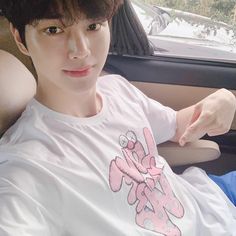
[
  {"x1": 39, "y1": 11, "x2": 65, "y2": 20},
  {"x1": 32, "y1": 18, "x2": 61, "y2": 28},
  {"x1": 34, "y1": 15, "x2": 108, "y2": 27},
  {"x1": 86, "y1": 16, "x2": 108, "y2": 22},
  {"x1": 34, "y1": 16, "x2": 65, "y2": 24}
]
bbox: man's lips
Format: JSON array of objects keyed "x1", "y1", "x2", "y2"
[{"x1": 63, "y1": 66, "x2": 93, "y2": 77}]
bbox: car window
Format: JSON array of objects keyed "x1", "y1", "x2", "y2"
[{"x1": 132, "y1": 0, "x2": 236, "y2": 62}]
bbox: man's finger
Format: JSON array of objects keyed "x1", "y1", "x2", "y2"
[
  {"x1": 179, "y1": 115, "x2": 212, "y2": 146},
  {"x1": 189, "y1": 103, "x2": 202, "y2": 126},
  {"x1": 179, "y1": 128, "x2": 207, "y2": 146}
]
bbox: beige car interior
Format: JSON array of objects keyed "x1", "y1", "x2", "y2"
[{"x1": 0, "y1": 16, "x2": 223, "y2": 167}]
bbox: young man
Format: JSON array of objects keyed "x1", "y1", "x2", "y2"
[{"x1": 0, "y1": 1, "x2": 236, "y2": 235}]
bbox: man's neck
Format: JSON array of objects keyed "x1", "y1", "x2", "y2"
[{"x1": 35, "y1": 85, "x2": 102, "y2": 118}]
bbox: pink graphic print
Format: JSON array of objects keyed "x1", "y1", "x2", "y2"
[{"x1": 109, "y1": 128, "x2": 184, "y2": 236}]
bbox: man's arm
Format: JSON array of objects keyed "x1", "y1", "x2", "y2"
[{"x1": 171, "y1": 88, "x2": 236, "y2": 146}]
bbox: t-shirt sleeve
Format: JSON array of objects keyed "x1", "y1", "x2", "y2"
[
  {"x1": 111, "y1": 75, "x2": 177, "y2": 144},
  {"x1": 0, "y1": 158, "x2": 61, "y2": 236},
  {"x1": 142, "y1": 96, "x2": 177, "y2": 144}
]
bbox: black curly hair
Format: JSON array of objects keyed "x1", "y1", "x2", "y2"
[{"x1": 0, "y1": 0, "x2": 123, "y2": 45}]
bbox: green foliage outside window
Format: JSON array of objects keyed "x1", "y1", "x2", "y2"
[{"x1": 143, "y1": 0, "x2": 236, "y2": 27}]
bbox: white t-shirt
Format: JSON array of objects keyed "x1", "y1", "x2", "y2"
[{"x1": 0, "y1": 75, "x2": 235, "y2": 236}]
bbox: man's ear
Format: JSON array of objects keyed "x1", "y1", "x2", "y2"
[{"x1": 10, "y1": 23, "x2": 30, "y2": 56}]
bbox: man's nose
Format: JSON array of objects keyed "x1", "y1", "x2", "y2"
[{"x1": 67, "y1": 33, "x2": 90, "y2": 60}]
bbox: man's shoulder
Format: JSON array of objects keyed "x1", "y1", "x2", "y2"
[{"x1": 0, "y1": 100, "x2": 42, "y2": 146}]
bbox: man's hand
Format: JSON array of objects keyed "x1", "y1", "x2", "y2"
[{"x1": 173, "y1": 89, "x2": 236, "y2": 146}]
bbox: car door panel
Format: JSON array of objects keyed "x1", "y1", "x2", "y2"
[{"x1": 105, "y1": 55, "x2": 236, "y2": 89}]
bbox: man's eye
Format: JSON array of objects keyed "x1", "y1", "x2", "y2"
[
  {"x1": 44, "y1": 26, "x2": 63, "y2": 35},
  {"x1": 87, "y1": 23, "x2": 101, "y2": 31}
]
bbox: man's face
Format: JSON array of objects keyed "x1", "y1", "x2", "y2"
[{"x1": 23, "y1": 17, "x2": 110, "y2": 96}]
